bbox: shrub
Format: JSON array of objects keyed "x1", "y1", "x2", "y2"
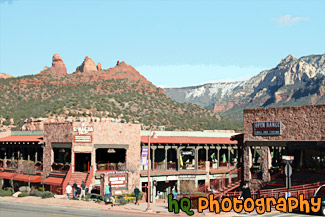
[
  {"x1": 30, "y1": 189, "x2": 43, "y2": 197},
  {"x1": 18, "y1": 192, "x2": 29, "y2": 197},
  {"x1": 117, "y1": 198, "x2": 128, "y2": 205},
  {"x1": 130, "y1": 191, "x2": 143, "y2": 199},
  {"x1": 0, "y1": 189, "x2": 13, "y2": 197},
  {"x1": 41, "y1": 191, "x2": 54, "y2": 199},
  {"x1": 88, "y1": 193, "x2": 104, "y2": 201}
]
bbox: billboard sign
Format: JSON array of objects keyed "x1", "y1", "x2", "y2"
[{"x1": 254, "y1": 121, "x2": 281, "y2": 136}]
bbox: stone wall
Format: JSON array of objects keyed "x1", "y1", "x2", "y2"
[
  {"x1": 43, "y1": 122, "x2": 73, "y2": 177},
  {"x1": 244, "y1": 105, "x2": 325, "y2": 142}
]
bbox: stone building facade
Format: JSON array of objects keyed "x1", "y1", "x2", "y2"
[{"x1": 243, "y1": 105, "x2": 325, "y2": 189}]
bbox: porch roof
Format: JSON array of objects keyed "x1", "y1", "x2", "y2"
[
  {"x1": 43, "y1": 177, "x2": 64, "y2": 186},
  {"x1": 0, "y1": 135, "x2": 43, "y2": 143},
  {"x1": 141, "y1": 136, "x2": 238, "y2": 145},
  {"x1": 13, "y1": 174, "x2": 42, "y2": 183},
  {"x1": 0, "y1": 171, "x2": 16, "y2": 179}
]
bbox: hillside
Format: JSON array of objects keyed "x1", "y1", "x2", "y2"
[
  {"x1": 0, "y1": 54, "x2": 242, "y2": 131},
  {"x1": 165, "y1": 54, "x2": 325, "y2": 119}
]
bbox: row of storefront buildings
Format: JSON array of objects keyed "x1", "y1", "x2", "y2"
[{"x1": 0, "y1": 104, "x2": 324, "y2": 200}]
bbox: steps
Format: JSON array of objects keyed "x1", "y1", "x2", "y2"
[{"x1": 65, "y1": 172, "x2": 88, "y2": 197}]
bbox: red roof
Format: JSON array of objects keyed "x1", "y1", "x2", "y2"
[
  {"x1": 43, "y1": 177, "x2": 64, "y2": 186},
  {"x1": 13, "y1": 174, "x2": 42, "y2": 183},
  {"x1": 141, "y1": 136, "x2": 237, "y2": 145},
  {"x1": 0, "y1": 135, "x2": 43, "y2": 142},
  {"x1": 0, "y1": 172, "x2": 16, "y2": 179}
]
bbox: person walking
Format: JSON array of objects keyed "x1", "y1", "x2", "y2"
[
  {"x1": 172, "y1": 186, "x2": 179, "y2": 200},
  {"x1": 134, "y1": 186, "x2": 140, "y2": 205},
  {"x1": 80, "y1": 181, "x2": 86, "y2": 200},
  {"x1": 72, "y1": 181, "x2": 78, "y2": 200},
  {"x1": 108, "y1": 182, "x2": 115, "y2": 204},
  {"x1": 240, "y1": 182, "x2": 251, "y2": 214},
  {"x1": 66, "y1": 183, "x2": 72, "y2": 200},
  {"x1": 104, "y1": 183, "x2": 110, "y2": 204}
]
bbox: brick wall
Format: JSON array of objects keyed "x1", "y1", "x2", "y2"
[
  {"x1": 244, "y1": 105, "x2": 325, "y2": 142},
  {"x1": 43, "y1": 122, "x2": 73, "y2": 177}
]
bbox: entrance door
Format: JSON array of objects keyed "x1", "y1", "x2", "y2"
[{"x1": 75, "y1": 153, "x2": 91, "y2": 172}]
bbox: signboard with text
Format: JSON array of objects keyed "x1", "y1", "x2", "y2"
[
  {"x1": 108, "y1": 175, "x2": 127, "y2": 189},
  {"x1": 254, "y1": 121, "x2": 281, "y2": 136},
  {"x1": 141, "y1": 147, "x2": 148, "y2": 166},
  {"x1": 74, "y1": 135, "x2": 92, "y2": 143}
]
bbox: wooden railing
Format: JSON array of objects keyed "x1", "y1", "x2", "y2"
[
  {"x1": 96, "y1": 162, "x2": 126, "y2": 171},
  {"x1": 197, "y1": 167, "x2": 242, "y2": 194},
  {"x1": 61, "y1": 166, "x2": 73, "y2": 195},
  {"x1": 51, "y1": 163, "x2": 70, "y2": 172},
  {"x1": 85, "y1": 166, "x2": 94, "y2": 188}
]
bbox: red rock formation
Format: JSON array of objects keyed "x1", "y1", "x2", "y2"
[
  {"x1": 76, "y1": 56, "x2": 98, "y2": 72},
  {"x1": 51, "y1": 54, "x2": 67, "y2": 75},
  {"x1": 0, "y1": 73, "x2": 14, "y2": 79},
  {"x1": 97, "y1": 62, "x2": 102, "y2": 71}
]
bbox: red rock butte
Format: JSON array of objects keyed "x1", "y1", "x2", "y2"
[
  {"x1": 76, "y1": 56, "x2": 98, "y2": 73},
  {"x1": 51, "y1": 54, "x2": 67, "y2": 75}
]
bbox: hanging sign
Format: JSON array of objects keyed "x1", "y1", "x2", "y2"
[
  {"x1": 141, "y1": 147, "x2": 148, "y2": 166},
  {"x1": 74, "y1": 135, "x2": 92, "y2": 143},
  {"x1": 180, "y1": 150, "x2": 194, "y2": 157},
  {"x1": 254, "y1": 121, "x2": 281, "y2": 136}
]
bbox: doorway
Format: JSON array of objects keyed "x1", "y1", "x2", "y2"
[{"x1": 75, "y1": 153, "x2": 91, "y2": 172}]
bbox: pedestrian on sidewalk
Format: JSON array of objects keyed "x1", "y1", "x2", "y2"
[
  {"x1": 134, "y1": 186, "x2": 140, "y2": 205},
  {"x1": 240, "y1": 182, "x2": 251, "y2": 214},
  {"x1": 80, "y1": 181, "x2": 86, "y2": 200},
  {"x1": 108, "y1": 182, "x2": 115, "y2": 204},
  {"x1": 104, "y1": 183, "x2": 110, "y2": 204},
  {"x1": 72, "y1": 181, "x2": 78, "y2": 200},
  {"x1": 172, "y1": 186, "x2": 179, "y2": 200},
  {"x1": 66, "y1": 183, "x2": 72, "y2": 200}
]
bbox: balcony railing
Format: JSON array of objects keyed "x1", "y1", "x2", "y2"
[
  {"x1": 153, "y1": 162, "x2": 166, "y2": 170},
  {"x1": 96, "y1": 162, "x2": 126, "y2": 171},
  {"x1": 167, "y1": 162, "x2": 176, "y2": 170},
  {"x1": 51, "y1": 163, "x2": 70, "y2": 172}
]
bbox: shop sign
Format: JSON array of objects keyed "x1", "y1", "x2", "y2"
[
  {"x1": 74, "y1": 135, "x2": 92, "y2": 143},
  {"x1": 166, "y1": 176, "x2": 177, "y2": 181},
  {"x1": 74, "y1": 146, "x2": 92, "y2": 152},
  {"x1": 109, "y1": 175, "x2": 127, "y2": 189},
  {"x1": 106, "y1": 171, "x2": 127, "y2": 175},
  {"x1": 179, "y1": 175, "x2": 195, "y2": 180},
  {"x1": 73, "y1": 123, "x2": 94, "y2": 135},
  {"x1": 180, "y1": 150, "x2": 194, "y2": 156},
  {"x1": 254, "y1": 121, "x2": 281, "y2": 136},
  {"x1": 141, "y1": 147, "x2": 148, "y2": 166}
]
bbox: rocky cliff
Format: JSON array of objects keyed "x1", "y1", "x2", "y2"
[{"x1": 165, "y1": 54, "x2": 325, "y2": 119}]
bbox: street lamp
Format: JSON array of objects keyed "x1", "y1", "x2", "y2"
[{"x1": 146, "y1": 128, "x2": 158, "y2": 212}]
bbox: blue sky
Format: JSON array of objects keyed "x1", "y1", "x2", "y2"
[{"x1": 0, "y1": 0, "x2": 324, "y2": 87}]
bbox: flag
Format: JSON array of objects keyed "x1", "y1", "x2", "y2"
[
  {"x1": 179, "y1": 154, "x2": 183, "y2": 167},
  {"x1": 222, "y1": 153, "x2": 226, "y2": 163}
]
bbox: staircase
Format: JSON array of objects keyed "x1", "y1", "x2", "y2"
[
  {"x1": 197, "y1": 167, "x2": 242, "y2": 199},
  {"x1": 66, "y1": 172, "x2": 88, "y2": 197}
]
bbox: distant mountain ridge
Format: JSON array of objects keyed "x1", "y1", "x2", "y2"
[{"x1": 165, "y1": 54, "x2": 325, "y2": 119}]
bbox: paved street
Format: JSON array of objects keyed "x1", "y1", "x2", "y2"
[
  {"x1": 1, "y1": 200, "x2": 322, "y2": 217},
  {"x1": 0, "y1": 201, "x2": 148, "y2": 217}
]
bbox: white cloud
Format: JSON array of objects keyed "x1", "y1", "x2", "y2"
[
  {"x1": 135, "y1": 64, "x2": 264, "y2": 88},
  {"x1": 276, "y1": 14, "x2": 310, "y2": 26}
]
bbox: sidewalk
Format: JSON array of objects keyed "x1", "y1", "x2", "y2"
[{"x1": 0, "y1": 196, "x2": 241, "y2": 216}]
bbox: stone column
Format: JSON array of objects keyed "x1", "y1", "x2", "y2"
[
  {"x1": 205, "y1": 161, "x2": 210, "y2": 190},
  {"x1": 262, "y1": 147, "x2": 271, "y2": 183},
  {"x1": 92, "y1": 148, "x2": 96, "y2": 173},
  {"x1": 165, "y1": 146, "x2": 168, "y2": 170},
  {"x1": 3, "y1": 153, "x2": 7, "y2": 168},
  {"x1": 216, "y1": 147, "x2": 221, "y2": 169},
  {"x1": 194, "y1": 146, "x2": 199, "y2": 170},
  {"x1": 152, "y1": 147, "x2": 156, "y2": 171},
  {"x1": 243, "y1": 146, "x2": 252, "y2": 182},
  {"x1": 228, "y1": 147, "x2": 231, "y2": 169},
  {"x1": 177, "y1": 148, "x2": 180, "y2": 171}
]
